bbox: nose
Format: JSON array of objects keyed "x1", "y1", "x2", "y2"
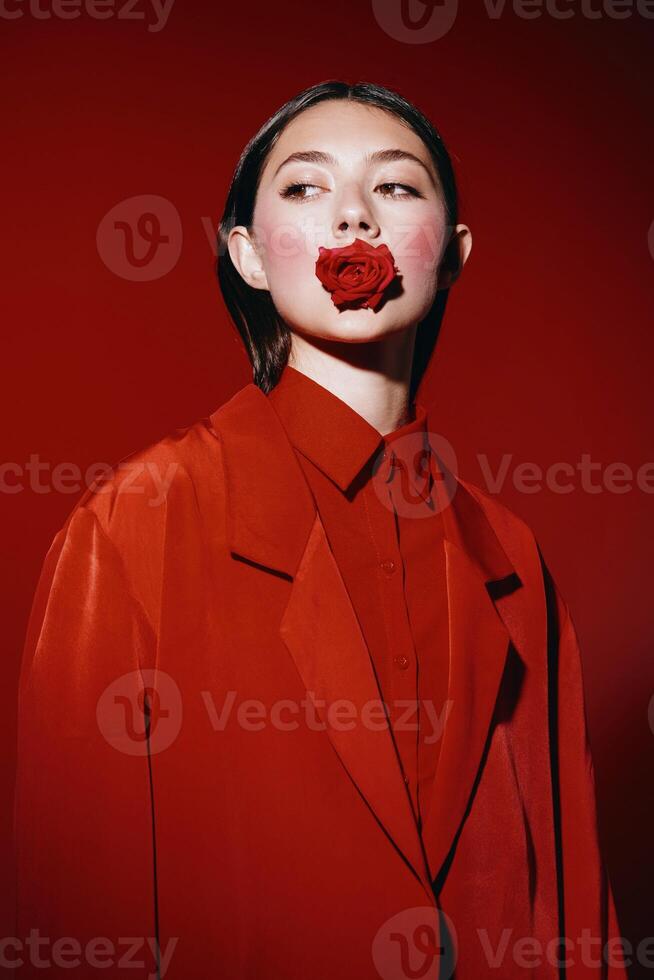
[{"x1": 331, "y1": 183, "x2": 380, "y2": 243}]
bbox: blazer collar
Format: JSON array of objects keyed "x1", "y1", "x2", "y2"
[{"x1": 209, "y1": 380, "x2": 516, "y2": 586}]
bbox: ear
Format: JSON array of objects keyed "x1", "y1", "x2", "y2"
[
  {"x1": 437, "y1": 223, "x2": 472, "y2": 290},
  {"x1": 227, "y1": 226, "x2": 269, "y2": 291}
]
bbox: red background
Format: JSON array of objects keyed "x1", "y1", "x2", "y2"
[{"x1": 3, "y1": 0, "x2": 653, "y2": 970}]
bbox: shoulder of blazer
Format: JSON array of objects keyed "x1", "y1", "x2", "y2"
[
  {"x1": 74, "y1": 414, "x2": 224, "y2": 533},
  {"x1": 45, "y1": 410, "x2": 228, "y2": 633}
]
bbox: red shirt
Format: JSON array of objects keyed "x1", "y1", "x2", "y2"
[{"x1": 267, "y1": 364, "x2": 450, "y2": 834}]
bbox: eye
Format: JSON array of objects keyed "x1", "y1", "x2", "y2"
[
  {"x1": 376, "y1": 182, "x2": 422, "y2": 199},
  {"x1": 279, "y1": 182, "x2": 322, "y2": 201}
]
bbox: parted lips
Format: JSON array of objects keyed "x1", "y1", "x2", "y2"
[{"x1": 315, "y1": 237, "x2": 400, "y2": 312}]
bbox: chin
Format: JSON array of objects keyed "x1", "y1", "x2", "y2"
[{"x1": 292, "y1": 308, "x2": 407, "y2": 345}]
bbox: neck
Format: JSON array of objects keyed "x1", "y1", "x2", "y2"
[{"x1": 287, "y1": 326, "x2": 418, "y2": 436}]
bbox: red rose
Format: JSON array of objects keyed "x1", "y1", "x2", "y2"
[{"x1": 315, "y1": 237, "x2": 399, "y2": 312}]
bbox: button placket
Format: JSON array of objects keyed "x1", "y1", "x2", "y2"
[
  {"x1": 363, "y1": 476, "x2": 420, "y2": 815},
  {"x1": 390, "y1": 504, "x2": 423, "y2": 819}
]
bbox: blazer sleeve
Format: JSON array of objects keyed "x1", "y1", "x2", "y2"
[
  {"x1": 13, "y1": 502, "x2": 160, "y2": 979},
  {"x1": 543, "y1": 558, "x2": 629, "y2": 979}
]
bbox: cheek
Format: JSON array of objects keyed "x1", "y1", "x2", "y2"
[
  {"x1": 252, "y1": 199, "x2": 320, "y2": 288},
  {"x1": 390, "y1": 221, "x2": 445, "y2": 286}
]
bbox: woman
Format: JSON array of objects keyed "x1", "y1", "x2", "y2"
[{"x1": 15, "y1": 81, "x2": 627, "y2": 979}]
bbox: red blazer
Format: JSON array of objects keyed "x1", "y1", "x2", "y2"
[{"x1": 14, "y1": 381, "x2": 627, "y2": 979}]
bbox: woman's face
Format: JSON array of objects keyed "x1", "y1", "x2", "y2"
[{"x1": 229, "y1": 100, "x2": 468, "y2": 344}]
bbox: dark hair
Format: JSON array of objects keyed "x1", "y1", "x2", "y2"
[{"x1": 216, "y1": 80, "x2": 459, "y2": 401}]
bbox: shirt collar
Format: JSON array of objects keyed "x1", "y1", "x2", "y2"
[{"x1": 266, "y1": 363, "x2": 432, "y2": 498}]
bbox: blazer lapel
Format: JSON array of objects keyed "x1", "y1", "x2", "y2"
[
  {"x1": 279, "y1": 508, "x2": 437, "y2": 900},
  {"x1": 210, "y1": 384, "x2": 529, "y2": 903},
  {"x1": 421, "y1": 451, "x2": 527, "y2": 893}
]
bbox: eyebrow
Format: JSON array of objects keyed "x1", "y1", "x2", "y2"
[{"x1": 272, "y1": 148, "x2": 437, "y2": 188}]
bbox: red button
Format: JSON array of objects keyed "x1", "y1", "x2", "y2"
[
  {"x1": 394, "y1": 655, "x2": 409, "y2": 670},
  {"x1": 380, "y1": 559, "x2": 396, "y2": 575}
]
